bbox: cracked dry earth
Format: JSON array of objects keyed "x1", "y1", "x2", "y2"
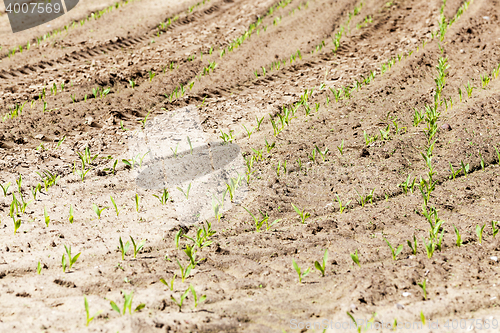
[{"x1": 1, "y1": 0, "x2": 500, "y2": 332}]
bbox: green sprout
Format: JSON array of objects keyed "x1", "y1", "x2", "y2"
[
  {"x1": 44, "y1": 206, "x2": 50, "y2": 227},
  {"x1": 62, "y1": 244, "x2": 81, "y2": 273},
  {"x1": 476, "y1": 224, "x2": 486, "y2": 244},
  {"x1": 292, "y1": 259, "x2": 311, "y2": 284},
  {"x1": 418, "y1": 279, "x2": 427, "y2": 300},
  {"x1": 92, "y1": 204, "x2": 108, "y2": 219},
  {"x1": 110, "y1": 196, "x2": 120, "y2": 216},
  {"x1": 12, "y1": 215, "x2": 21, "y2": 235},
  {"x1": 407, "y1": 235, "x2": 417, "y2": 255},
  {"x1": 84, "y1": 296, "x2": 102, "y2": 326},
  {"x1": 177, "y1": 183, "x2": 191, "y2": 200},
  {"x1": 383, "y1": 237, "x2": 403, "y2": 261},
  {"x1": 130, "y1": 236, "x2": 145, "y2": 258},
  {"x1": 453, "y1": 225, "x2": 462, "y2": 247},
  {"x1": 291, "y1": 203, "x2": 310, "y2": 224},
  {"x1": 69, "y1": 205, "x2": 74, "y2": 224},
  {"x1": 134, "y1": 194, "x2": 140, "y2": 213},
  {"x1": 350, "y1": 249, "x2": 360, "y2": 267},
  {"x1": 109, "y1": 290, "x2": 145, "y2": 316},
  {"x1": 160, "y1": 274, "x2": 176, "y2": 291},
  {"x1": 118, "y1": 237, "x2": 130, "y2": 260},
  {"x1": 190, "y1": 284, "x2": 206, "y2": 309},
  {"x1": 492, "y1": 221, "x2": 499, "y2": 238},
  {"x1": 314, "y1": 249, "x2": 328, "y2": 277},
  {"x1": 153, "y1": 189, "x2": 170, "y2": 205},
  {"x1": 335, "y1": 194, "x2": 351, "y2": 214},
  {"x1": 171, "y1": 287, "x2": 190, "y2": 312},
  {"x1": 177, "y1": 259, "x2": 192, "y2": 282},
  {"x1": 0, "y1": 182, "x2": 11, "y2": 196}
]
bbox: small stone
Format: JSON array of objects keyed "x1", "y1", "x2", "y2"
[
  {"x1": 402, "y1": 292, "x2": 411, "y2": 297},
  {"x1": 441, "y1": 123, "x2": 452, "y2": 131},
  {"x1": 396, "y1": 303, "x2": 405, "y2": 309},
  {"x1": 360, "y1": 147, "x2": 370, "y2": 157},
  {"x1": 491, "y1": 256, "x2": 498, "y2": 262},
  {"x1": 34, "y1": 134, "x2": 44, "y2": 140}
]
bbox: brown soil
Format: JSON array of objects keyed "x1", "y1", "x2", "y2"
[{"x1": 1, "y1": 0, "x2": 500, "y2": 332}]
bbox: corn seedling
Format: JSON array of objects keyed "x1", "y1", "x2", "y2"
[
  {"x1": 492, "y1": 221, "x2": 499, "y2": 238},
  {"x1": 460, "y1": 160, "x2": 470, "y2": 177},
  {"x1": 148, "y1": 71, "x2": 156, "y2": 82},
  {"x1": 134, "y1": 194, "x2": 140, "y2": 213},
  {"x1": 407, "y1": 235, "x2": 417, "y2": 255},
  {"x1": 118, "y1": 237, "x2": 130, "y2": 260},
  {"x1": 37, "y1": 261, "x2": 42, "y2": 274},
  {"x1": 291, "y1": 203, "x2": 310, "y2": 224},
  {"x1": 106, "y1": 196, "x2": 119, "y2": 216},
  {"x1": 109, "y1": 291, "x2": 145, "y2": 316},
  {"x1": 347, "y1": 312, "x2": 362, "y2": 333},
  {"x1": 265, "y1": 139, "x2": 275, "y2": 153},
  {"x1": 130, "y1": 236, "x2": 146, "y2": 258},
  {"x1": 184, "y1": 244, "x2": 203, "y2": 267},
  {"x1": 481, "y1": 74, "x2": 491, "y2": 88},
  {"x1": 176, "y1": 183, "x2": 191, "y2": 200},
  {"x1": 37, "y1": 170, "x2": 60, "y2": 191},
  {"x1": 84, "y1": 296, "x2": 102, "y2": 326},
  {"x1": 384, "y1": 238, "x2": 403, "y2": 261},
  {"x1": 243, "y1": 207, "x2": 268, "y2": 232},
  {"x1": 175, "y1": 229, "x2": 184, "y2": 249},
  {"x1": 476, "y1": 224, "x2": 486, "y2": 244},
  {"x1": 129, "y1": 80, "x2": 136, "y2": 89},
  {"x1": 136, "y1": 110, "x2": 152, "y2": 128},
  {"x1": 335, "y1": 194, "x2": 351, "y2": 213},
  {"x1": 379, "y1": 124, "x2": 391, "y2": 140},
  {"x1": 398, "y1": 174, "x2": 416, "y2": 194},
  {"x1": 171, "y1": 287, "x2": 190, "y2": 312},
  {"x1": 177, "y1": 259, "x2": 192, "y2": 282},
  {"x1": 12, "y1": 215, "x2": 21, "y2": 235},
  {"x1": 350, "y1": 249, "x2": 360, "y2": 267},
  {"x1": 418, "y1": 279, "x2": 427, "y2": 300},
  {"x1": 44, "y1": 206, "x2": 50, "y2": 227},
  {"x1": 314, "y1": 249, "x2": 328, "y2": 277},
  {"x1": 92, "y1": 204, "x2": 108, "y2": 219},
  {"x1": 422, "y1": 237, "x2": 435, "y2": 258},
  {"x1": 0, "y1": 182, "x2": 10, "y2": 196},
  {"x1": 62, "y1": 245, "x2": 81, "y2": 272},
  {"x1": 120, "y1": 121, "x2": 129, "y2": 131},
  {"x1": 190, "y1": 284, "x2": 206, "y2": 309},
  {"x1": 363, "y1": 130, "x2": 377, "y2": 146},
  {"x1": 355, "y1": 188, "x2": 375, "y2": 207},
  {"x1": 465, "y1": 81, "x2": 474, "y2": 98},
  {"x1": 31, "y1": 184, "x2": 41, "y2": 201},
  {"x1": 153, "y1": 189, "x2": 170, "y2": 205},
  {"x1": 292, "y1": 259, "x2": 311, "y2": 284},
  {"x1": 448, "y1": 162, "x2": 461, "y2": 180},
  {"x1": 160, "y1": 274, "x2": 176, "y2": 291},
  {"x1": 56, "y1": 136, "x2": 66, "y2": 149},
  {"x1": 219, "y1": 129, "x2": 235, "y2": 143},
  {"x1": 452, "y1": 225, "x2": 463, "y2": 247},
  {"x1": 255, "y1": 116, "x2": 264, "y2": 131},
  {"x1": 184, "y1": 222, "x2": 215, "y2": 248},
  {"x1": 68, "y1": 205, "x2": 74, "y2": 223},
  {"x1": 240, "y1": 124, "x2": 254, "y2": 139}
]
